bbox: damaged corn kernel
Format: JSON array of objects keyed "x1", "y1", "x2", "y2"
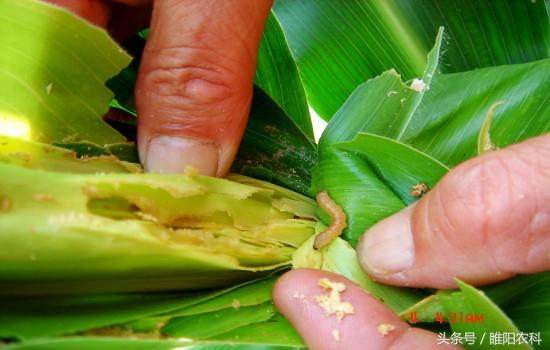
[
  {"x1": 332, "y1": 329, "x2": 340, "y2": 341},
  {"x1": 314, "y1": 278, "x2": 354, "y2": 321}
]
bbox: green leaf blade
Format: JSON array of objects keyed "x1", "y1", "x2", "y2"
[
  {"x1": 233, "y1": 88, "x2": 317, "y2": 196},
  {"x1": 336, "y1": 133, "x2": 449, "y2": 204},
  {"x1": 441, "y1": 280, "x2": 533, "y2": 350},
  {"x1": 273, "y1": 0, "x2": 425, "y2": 120},
  {"x1": 274, "y1": 0, "x2": 549, "y2": 120},
  {"x1": 484, "y1": 272, "x2": 550, "y2": 348},
  {"x1": 0, "y1": 0, "x2": 131, "y2": 145},
  {"x1": 311, "y1": 150, "x2": 405, "y2": 246},
  {"x1": 394, "y1": 0, "x2": 550, "y2": 71},
  {"x1": 211, "y1": 314, "x2": 304, "y2": 347},
  {"x1": 408, "y1": 59, "x2": 550, "y2": 166},
  {"x1": 255, "y1": 13, "x2": 313, "y2": 140},
  {"x1": 162, "y1": 303, "x2": 277, "y2": 339}
]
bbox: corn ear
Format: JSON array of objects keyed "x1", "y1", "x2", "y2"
[{"x1": 0, "y1": 138, "x2": 317, "y2": 294}]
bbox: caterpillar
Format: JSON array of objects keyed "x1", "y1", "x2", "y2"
[{"x1": 313, "y1": 191, "x2": 347, "y2": 249}]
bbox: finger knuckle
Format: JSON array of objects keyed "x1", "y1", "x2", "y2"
[{"x1": 139, "y1": 45, "x2": 245, "y2": 125}]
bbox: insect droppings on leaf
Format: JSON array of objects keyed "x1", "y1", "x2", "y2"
[
  {"x1": 410, "y1": 183, "x2": 429, "y2": 198},
  {"x1": 313, "y1": 191, "x2": 347, "y2": 249},
  {"x1": 231, "y1": 299, "x2": 241, "y2": 309},
  {"x1": 377, "y1": 323, "x2": 395, "y2": 335},
  {"x1": 314, "y1": 278, "x2": 354, "y2": 321}
]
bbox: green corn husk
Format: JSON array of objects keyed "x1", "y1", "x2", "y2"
[{"x1": 0, "y1": 137, "x2": 318, "y2": 295}]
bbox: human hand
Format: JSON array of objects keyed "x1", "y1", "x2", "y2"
[
  {"x1": 45, "y1": 3, "x2": 550, "y2": 348},
  {"x1": 274, "y1": 133, "x2": 550, "y2": 349},
  {"x1": 47, "y1": 0, "x2": 272, "y2": 176}
]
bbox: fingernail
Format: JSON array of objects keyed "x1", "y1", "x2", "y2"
[
  {"x1": 358, "y1": 207, "x2": 415, "y2": 275},
  {"x1": 144, "y1": 136, "x2": 219, "y2": 176}
]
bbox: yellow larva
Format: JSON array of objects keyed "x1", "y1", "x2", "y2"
[{"x1": 313, "y1": 191, "x2": 347, "y2": 249}]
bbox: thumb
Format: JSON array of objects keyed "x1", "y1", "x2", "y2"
[
  {"x1": 136, "y1": 0, "x2": 272, "y2": 176},
  {"x1": 358, "y1": 133, "x2": 550, "y2": 289}
]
